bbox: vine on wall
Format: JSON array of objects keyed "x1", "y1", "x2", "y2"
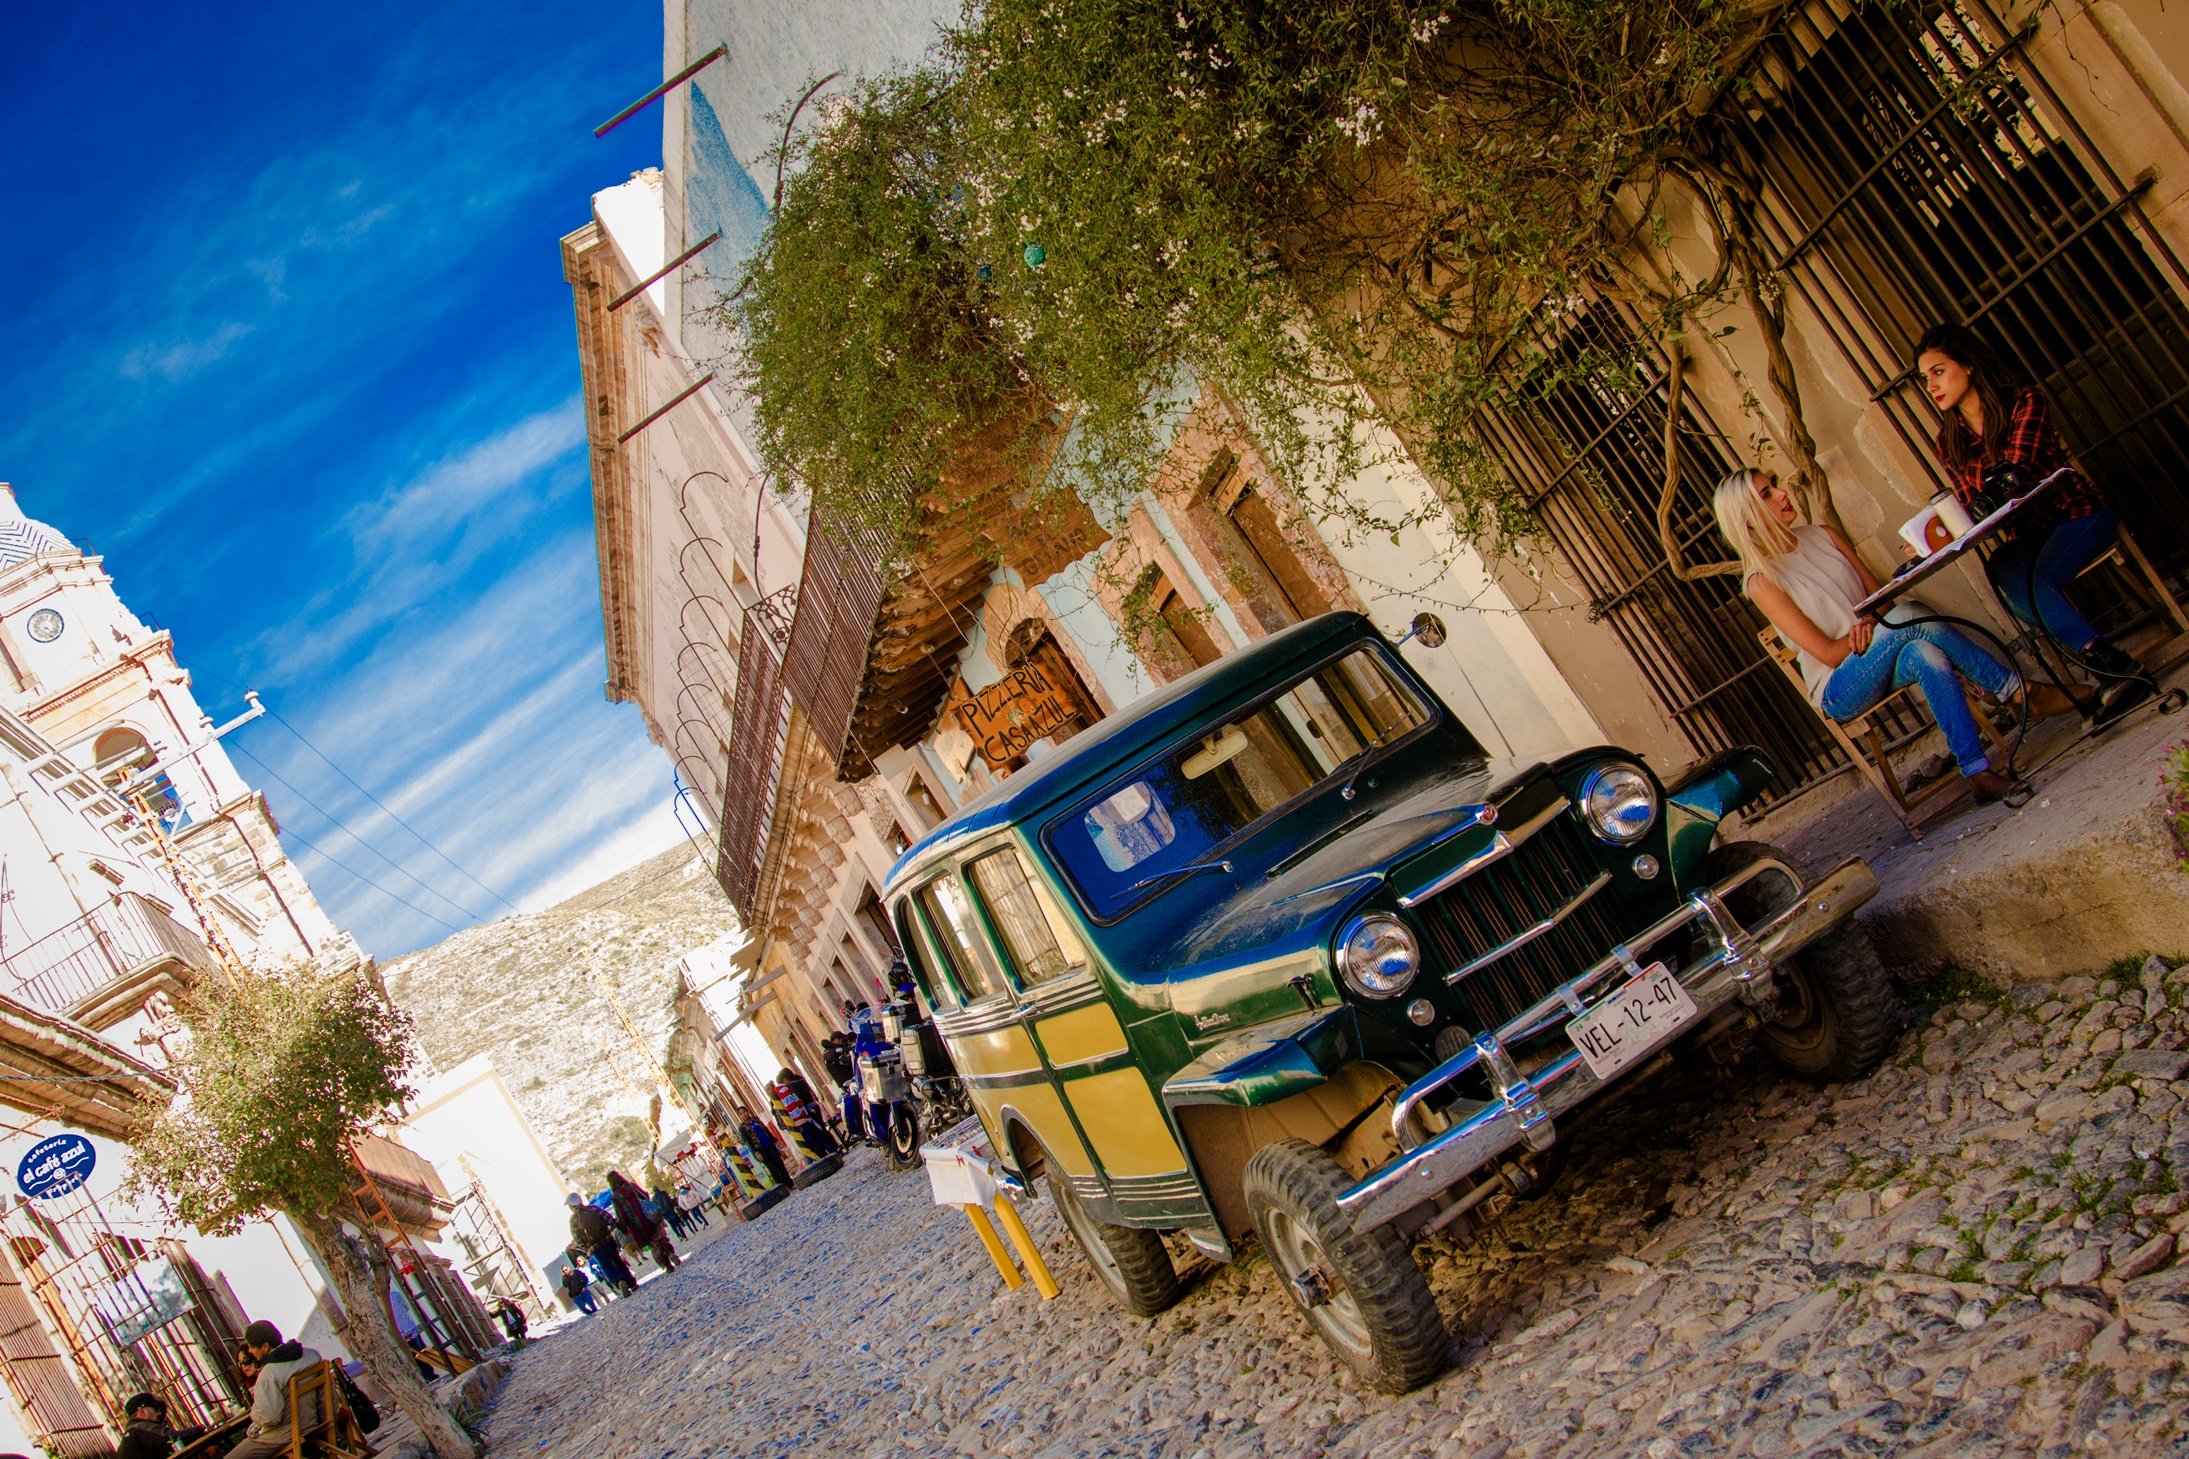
[{"x1": 724, "y1": 0, "x2": 1857, "y2": 575}]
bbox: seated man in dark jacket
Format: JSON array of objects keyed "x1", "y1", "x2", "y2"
[{"x1": 115, "y1": 1393, "x2": 204, "y2": 1459}]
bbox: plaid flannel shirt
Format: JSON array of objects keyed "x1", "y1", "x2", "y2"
[{"x1": 1934, "y1": 388, "x2": 2106, "y2": 538}]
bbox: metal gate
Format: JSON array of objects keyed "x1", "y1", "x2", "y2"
[
  {"x1": 1476, "y1": 304, "x2": 1849, "y2": 797},
  {"x1": 1740, "y1": 0, "x2": 2189, "y2": 586}
]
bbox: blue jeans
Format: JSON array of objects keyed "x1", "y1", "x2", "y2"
[
  {"x1": 1821, "y1": 621, "x2": 2018, "y2": 776},
  {"x1": 1986, "y1": 509, "x2": 2117, "y2": 652},
  {"x1": 571, "y1": 1287, "x2": 597, "y2": 1314}
]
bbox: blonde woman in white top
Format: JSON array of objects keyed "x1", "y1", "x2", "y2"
[{"x1": 1711, "y1": 467, "x2": 2072, "y2": 803}]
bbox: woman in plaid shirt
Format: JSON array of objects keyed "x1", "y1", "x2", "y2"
[{"x1": 1914, "y1": 323, "x2": 2152, "y2": 723}]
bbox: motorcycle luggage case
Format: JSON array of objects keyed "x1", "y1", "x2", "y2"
[
  {"x1": 899, "y1": 1021, "x2": 950, "y2": 1079},
  {"x1": 862, "y1": 1055, "x2": 909, "y2": 1104}
]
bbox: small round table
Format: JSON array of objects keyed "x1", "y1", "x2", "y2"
[{"x1": 170, "y1": 1414, "x2": 248, "y2": 1459}]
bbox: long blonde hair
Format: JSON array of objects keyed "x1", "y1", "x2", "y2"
[{"x1": 1711, "y1": 468, "x2": 1799, "y2": 594}]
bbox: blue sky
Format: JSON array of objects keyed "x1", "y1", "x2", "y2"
[{"x1": 2, "y1": 4, "x2": 699, "y2": 955}]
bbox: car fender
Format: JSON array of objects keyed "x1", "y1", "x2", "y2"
[
  {"x1": 1662, "y1": 746, "x2": 1776, "y2": 889},
  {"x1": 1161, "y1": 1007, "x2": 1366, "y2": 1109}
]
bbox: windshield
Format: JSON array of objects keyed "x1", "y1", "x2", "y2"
[{"x1": 1049, "y1": 647, "x2": 1433, "y2": 920}]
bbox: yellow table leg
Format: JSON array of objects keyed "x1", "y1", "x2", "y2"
[
  {"x1": 993, "y1": 1194, "x2": 1060, "y2": 1301},
  {"x1": 965, "y1": 1204, "x2": 1023, "y2": 1289}
]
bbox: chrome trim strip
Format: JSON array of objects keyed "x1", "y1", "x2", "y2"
[
  {"x1": 1021, "y1": 978, "x2": 1107, "y2": 1016},
  {"x1": 1441, "y1": 870, "x2": 1613, "y2": 985},
  {"x1": 1043, "y1": 1047, "x2": 1130, "y2": 1073},
  {"x1": 935, "y1": 980, "x2": 1105, "y2": 1034},
  {"x1": 933, "y1": 1008, "x2": 1023, "y2": 1037},
  {"x1": 1338, "y1": 857, "x2": 1880, "y2": 1233},
  {"x1": 1396, "y1": 799, "x2": 1568, "y2": 909}
]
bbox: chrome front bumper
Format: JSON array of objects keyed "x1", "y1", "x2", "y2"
[{"x1": 1335, "y1": 855, "x2": 1880, "y2": 1233}]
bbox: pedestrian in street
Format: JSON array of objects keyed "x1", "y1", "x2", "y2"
[
  {"x1": 560, "y1": 1256, "x2": 597, "y2": 1315},
  {"x1": 771, "y1": 1066, "x2": 837, "y2": 1158},
  {"x1": 491, "y1": 1298, "x2": 528, "y2": 1344},
  {"x1": 825, "y1": 1023, "x2": 863, "y2": 1144},
  {"x1": 650, "y1": 1182, "x2": 689, "y2": 1240},
  {"x1": 778, "y1": 1062, "x2": 830, "y2": 1140},
  {"x1": 738, "y1": 1110, "x2": 790, "y2": 1187},
  {"x1": 567, "y1": 1192, "x2": 638, "y2": 1294},
  {"x1": 608, "y1": 1169, "x2": 680, "y2": 1273},
  {"x1": 677, "y1": 1180, "x2": 710, "y2": 1228}
]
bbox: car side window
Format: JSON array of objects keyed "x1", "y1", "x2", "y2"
[
  {"x1": 893, "y1": 900, "x2": 956, "y2": 1010},
  {"x1": 913, "y1": 873, "x2": 1009, "y2": 1003},
  {"x1": 966, "y1": 848, "x2": 1088, "y2": 986}
]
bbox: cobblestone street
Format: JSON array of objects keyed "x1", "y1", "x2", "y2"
[{"x1": 488, "y1": 958, "x2": 2189, "y2": 1459}]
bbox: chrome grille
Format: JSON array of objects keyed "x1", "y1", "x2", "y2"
[{"x1": 1415, "y1": 814, "x2": 1628, "y2": 1035}]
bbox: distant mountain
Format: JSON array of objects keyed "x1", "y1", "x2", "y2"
[{"x1": 382, "y1": 844, "x2": 740, "y2": 1191}]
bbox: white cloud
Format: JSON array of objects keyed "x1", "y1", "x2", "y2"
[
  {"x1": 503, "y1": 753, "x2": 695, "y2": 913},
  {"x1": 118, "y1": 322, "x2": 257, "y2": 381},
  {"x1": 349, "y1": 401, "x2": 585, "y2": 546},
  {"x1": 247, "y1": 401, "x2": 589, "y2": 681}
]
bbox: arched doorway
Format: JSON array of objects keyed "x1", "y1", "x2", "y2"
[{"x1": 91, "y1": 727, "x2": 183, "y2": 827}]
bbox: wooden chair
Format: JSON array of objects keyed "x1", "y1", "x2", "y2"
[
  {"x1": 286, "y1": 1360, "x2": 373, "y2": 1459},
  {"x1": 413, "y1": 1345, "x2": 474, "y2": 1377},
  {"x1": 2074, "y1": 520, "x2": 2189, "y2": 641},
  {"x1": 1758, "y1": 628, "x2": 2011, "y2": 831}
]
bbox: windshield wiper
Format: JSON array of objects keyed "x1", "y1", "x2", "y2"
[
  {"x1": 1338, "y1": 726, "x2": 1406, "y2": 802},
  {"x1": 1123, "y1": 858, "x2": 1234, "y2": 898}
]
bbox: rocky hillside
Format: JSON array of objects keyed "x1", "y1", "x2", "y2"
[{"x1": 383, "y1": 844, "x2": 741, "y2": 1190}]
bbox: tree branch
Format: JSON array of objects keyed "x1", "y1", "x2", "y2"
[{"x1": 1658, "y1": 336, "x2": 1742, "y2": 582}]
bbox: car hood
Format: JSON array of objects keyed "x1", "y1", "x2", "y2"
[{"x1": 1133, "y1": 754, "x2": 1552, "y2": 974}]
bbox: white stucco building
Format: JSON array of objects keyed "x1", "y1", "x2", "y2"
[{"x1": 0, "y1": 486, "x2": 519, "y2": 1454}]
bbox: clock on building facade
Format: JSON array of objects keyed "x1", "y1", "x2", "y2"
[{"x1": 25, "y1": 608, "x2": 63, "y2": 643}]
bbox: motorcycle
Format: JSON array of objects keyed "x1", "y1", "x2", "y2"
[{"x1": 878, "y1": 986, "x2": 971, "y2": 1168}]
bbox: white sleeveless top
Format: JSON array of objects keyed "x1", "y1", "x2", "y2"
[{"x1": 1753, "y1": 525, "x2": 1863, "y2": 706}]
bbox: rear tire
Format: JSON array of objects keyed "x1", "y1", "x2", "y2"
[
  {"x1": 1242, "y1": 1139, "x2": 1448, "y2": 1394},
  {"x1": 1048, "y1": 1171, "x2": 1182, "y2": 1317},
  {"x1": 1708, "y1": 840, "x2": 1898, "y2": 1081}
]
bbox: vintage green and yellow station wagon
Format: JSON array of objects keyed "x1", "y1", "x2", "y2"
[{"x1": 884, "y1": 611, "x2": 1890, "y2": 1391}]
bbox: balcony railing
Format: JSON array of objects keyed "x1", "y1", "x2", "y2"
[
  {"x1": 0, "y1": 894, "x2": 216, "y2": 1028},
  {"x1": 716, "y1": 587, "x2": 798, "y2": 920}
]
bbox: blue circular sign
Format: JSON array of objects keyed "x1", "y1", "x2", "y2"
[{"x1": 17, "y1": 1134, "x2": 95, "y2": 1200}]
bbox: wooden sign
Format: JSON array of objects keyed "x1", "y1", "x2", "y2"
[{"x1": 950, "y1": 665, "x2": 1080, "y2": 768}]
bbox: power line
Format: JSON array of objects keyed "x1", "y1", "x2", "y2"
[
  {"x1": 277, "y1": 824, "x2": 467, "y2": 938},
  {"x1": 264, "y1": 708, "x2": 522, "y2": 915},
  {"x1": 194, "y1": 669, "x2": 524, "y2": 918},
  {"x1": 230, "y1": 742, "x2": 488, "y2": 927}
]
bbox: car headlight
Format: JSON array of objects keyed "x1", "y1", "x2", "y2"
[
  {"x1": 1336, "y1": 915, "x2": 1420, "y2": 999},
  {"x1": 1581, "y1": 762, "x2": 1658, "y2": 845}
]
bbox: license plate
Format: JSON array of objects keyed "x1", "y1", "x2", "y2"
[{"x1": 1566, "y1": 963, "x2": 1697, "y2": 1081}]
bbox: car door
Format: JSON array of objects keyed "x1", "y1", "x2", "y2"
[
  {"x1": 960, "y1": 842, "x2": 1198, "y2": 1226},
  {"x1": 905, "y1": 864, "x2": 1102, "y2": 1199}
]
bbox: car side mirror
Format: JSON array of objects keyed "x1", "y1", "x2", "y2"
[{"x1": 1398, "y1": 613, "x2": 1447, "y2": 649}]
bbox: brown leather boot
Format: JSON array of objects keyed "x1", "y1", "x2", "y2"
[
  {"x1": 2019, "y1": 682, "x2": 2079, "y2": 719},
  {"x1": 1968, "y1": 768, "x2": 2026, "y2": 805}
]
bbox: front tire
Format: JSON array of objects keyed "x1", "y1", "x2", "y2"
[
  {"x1": 1709, "y1": 840, "x2": 1898, "y2": 1081},
  {"x1": 885, "y1": 1103, "x2": 921, "y2": 1170},
  {"x1": 1048, "y1": 1171, "x2": 1182, "y2": 1317},
  {"x1": 1242, "y1": 1139, "x2": 1447, "y2": 1394}
]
